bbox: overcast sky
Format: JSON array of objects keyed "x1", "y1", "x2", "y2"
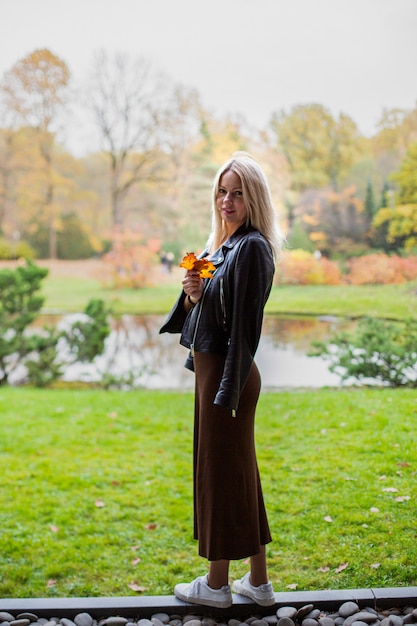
[{"x1": 1, "y1": 0, "x2": 416, "y2": 141}]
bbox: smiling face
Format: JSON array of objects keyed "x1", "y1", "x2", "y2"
[{"x1": 216, "y1": 169, "x2": 248, "y2": 236}]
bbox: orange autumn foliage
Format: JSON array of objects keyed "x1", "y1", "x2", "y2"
[
  {"x1": 277, "y1": 250, "x2": 342, "y2": 285},
  {"x1": 180, "y1": 252, "x2": 216, "y2": 278},
  {"x1": 345, "y1": 253, "x2": 417, "y2": 285},
  {"x1": 276, "y1": 250, "x2": 417, "y2": 285},
  {"x1": 103, "y1": 229, "x2": 161, "y2": 288}
]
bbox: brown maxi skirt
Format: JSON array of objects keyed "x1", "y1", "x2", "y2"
[{"x1": 193, "y1": 351, "x2": 272, "y2": 561}]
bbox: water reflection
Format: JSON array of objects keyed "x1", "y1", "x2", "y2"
[
  {"x1": 259, "y1": 315, "x2": 354, "y2": 388},
  {"x1": 49, "y1": 314, "x2": 354, "y2": 389}
]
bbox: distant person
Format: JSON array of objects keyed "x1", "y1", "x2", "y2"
[
  {"x1": 160, "y1": 251, "x2": 168, "y2": 272},
  {"x1": 160, "y1": 153, "x2": 285, "y2": 608},
  {"x1": 166, "y1": 251, "x2": 174, "y2": 273}
]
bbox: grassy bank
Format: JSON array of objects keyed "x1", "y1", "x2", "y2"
[
  {"x1": 0, "y1": 386, "x2": 415, "y2": 598},
  {"x1": 38, "y1": 262, "x2": 417, "y2": 319}
]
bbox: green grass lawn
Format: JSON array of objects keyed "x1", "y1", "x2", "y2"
[
  {"x1": 2, "y1": 263, "x2": 416, "y2": 598},
  {"x1": 267, "y1": 283, "x2": 417, "y2": 320},
  {"x1": 41, "y1": 274, "x2": 417, "y2": 320},
  {"x1": 0, "y1": 386, "x2": 415, "y2": 598}
]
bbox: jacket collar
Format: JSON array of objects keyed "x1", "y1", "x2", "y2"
[{"x1": 210, "y1": 224, "x2": 256, "y2": 265}]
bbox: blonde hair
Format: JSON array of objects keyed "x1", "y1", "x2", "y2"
[{"x1": 208, "y1": 153, "x2": 285, "y2": 261}]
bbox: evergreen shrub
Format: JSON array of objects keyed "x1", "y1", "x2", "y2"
[
  {"x1": 310, "y1": 317, "x2": 417, "y2": 387},
  {"x1": 0, "y1": 261, "x2": 110, "y2": 386},
  {"x1": 0, "y1": 237, "x2": 35, "y2": 260}
]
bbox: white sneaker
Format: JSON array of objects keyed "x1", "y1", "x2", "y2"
[
  {"x1": 232, "y1": 572, "x2": 276, "y2": 606},
  {"x1": 174, "y1": 574, "x2": 232, "y2": 609}
]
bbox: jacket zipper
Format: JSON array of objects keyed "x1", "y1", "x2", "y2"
[
  {"x1": 219, "y1": 277, "x2": 227, "y2": 331},
  {"x1": 190, "y1": 282, "x2": 209, "y2": 357}
]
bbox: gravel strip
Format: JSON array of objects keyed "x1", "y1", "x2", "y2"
[{"x1": 1, "y1": 601, "x2": 417, "y2": 626}]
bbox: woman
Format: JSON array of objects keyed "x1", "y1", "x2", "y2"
[{"x1": 160, "y1": 154, "x2": 285, "y2": 609}]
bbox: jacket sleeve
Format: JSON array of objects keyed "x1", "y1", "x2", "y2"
[
  {"x1": 214, "y1": 235, "x2": 274, "y2": 412},
  {"x1": 159, "y1": 247, "x2": 209, "y2": 335},
  {"x1": 159, "y1": 290, "x2": 187, "y2": 334}
]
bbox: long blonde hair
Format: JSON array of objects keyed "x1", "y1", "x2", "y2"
[{"x1": 208, "y1": 153, "x2": 285, "y2": 261}]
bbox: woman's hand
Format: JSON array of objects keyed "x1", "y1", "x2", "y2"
[{"x1": 182, "y1": 269, "x2": 203, "y2": 303}]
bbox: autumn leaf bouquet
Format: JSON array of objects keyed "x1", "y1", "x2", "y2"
[{"x1": 180, "y1": 252, "x2": 216, "y2": 278}]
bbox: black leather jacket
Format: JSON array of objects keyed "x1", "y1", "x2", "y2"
[{"x1": 159, "y1": 225, "x2": 275, "y2": 413}]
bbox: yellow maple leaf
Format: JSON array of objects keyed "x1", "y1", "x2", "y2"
[{"x1": 180, "y1": 252, "x2": 215, "y2": 278}]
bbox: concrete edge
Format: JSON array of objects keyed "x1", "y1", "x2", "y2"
[{"x1": 1, "y1": 588, "x2": 417, "y2": 619}]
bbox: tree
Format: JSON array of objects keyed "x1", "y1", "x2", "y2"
[
  {"x1": 372, "y1": 142, "x2": 417, "y2": 252},
  {"x1": 0, "y1": 262, "x2": 47, "y2": 384},
  {"x1": 0, "y1": 91, "x2": 32, "y2": 238},
  {"x1": 143, "y1": 82, "x2": 204, "y2": 245},
  {"x1": 373, "y1": 204, "x2": 417, "y2": 252},
  {"x1": 0, "y1": 128, "x2": 17, "y2": 236},
  {"x1": 0, "y1": 49, "x2": 70, "y2": 258},
  {"x1": 310, "y1": 317, "x2": 417, "y2": 388},
  {"x1": 57, "y1": 212, "x2": 94, "y2": 259},
  {"x1": 269, "y1": 103, "x2": 361, "y2": 191},
  {"x1": 364, "y1": 180, "x2": 376, "y2": 227},
  {"x1": 0, "y1": 261, "x2": 110, "y2": 386},
  {"x1": 370, "y1": 106, "x2": 417, "y2": 191},
  {"x1": 87, "y1": 51, "x2": 165, "y2": 229},
  {"x1": 374, "y1": 106, "x2": 417, "y2": 158},
  {"x1": 296, "y1": 186, "x2": 367, "y2": 255},
  {"x1": 390, "y1": 141, "x2": 417, "y2": 205},
  {"x1": 380, "y1": 180, "x2": 391, "y2": 208},
  {"x1": 286, "y1": 219, "x2": 315, "y2": 253}
]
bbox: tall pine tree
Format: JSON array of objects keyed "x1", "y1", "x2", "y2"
[{"x1": 365, "y1": 180, "x2": 375, "y2": 226}]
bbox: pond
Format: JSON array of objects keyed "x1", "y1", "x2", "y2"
[{"x1": 35, "y1": 313, "x2": 355, "y2": 390}]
